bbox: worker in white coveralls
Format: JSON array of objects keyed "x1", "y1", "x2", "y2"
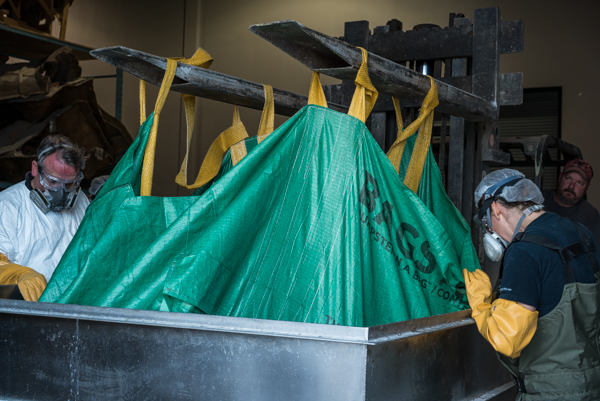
[
  {"x1": 0, "y1": 135, "x2": 89, "y2": 301},
  {"x1": 463, "y1": 169, "x2": 600, "y2": 400}
]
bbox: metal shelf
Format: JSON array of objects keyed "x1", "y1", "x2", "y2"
[{"x1": 0, "y1": 22, "x2": 93, "y2": 62}]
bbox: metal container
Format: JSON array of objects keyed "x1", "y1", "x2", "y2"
[{"x1": 0, "y1": 300, "x2": 513, "y2": 400}]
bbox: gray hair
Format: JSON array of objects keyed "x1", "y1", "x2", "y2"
[{"x1": 36, "y1": 135, "x2": 87, "y2": 171}]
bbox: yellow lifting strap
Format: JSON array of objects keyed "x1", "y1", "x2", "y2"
[
  {"x1": 308, "y1": 71, "x2": 328, "y2": 108},
  {"x1": 230, "y1": 84, "x2": 275, "y2": 166},
  {"x1": 179, "y1": 105, "x2": 249, "y2": 187},
  {"x1": 386, "y1": 76, "x2": 439, "y2": 193},
  {"x1": 139, "y1": 48, "x2": 213, "y2": 196},
  {"x1": 140, "y1": 80, "x2": 146, "y2": 126},
  {"x1": 348, "y1": 47, "x2": 378, "y2": 123}
]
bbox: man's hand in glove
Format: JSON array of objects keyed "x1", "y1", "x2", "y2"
[
  {"x1": 0, "y1": 256, "x2": 47, "y2": 302},
  {"x1": 463, "y1": 269, "x2": 538, "y2": 358}
]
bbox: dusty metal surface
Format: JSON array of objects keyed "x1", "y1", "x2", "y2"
[
  {"x1": 0, "y1": 300, "x2": 513, "y2": 400},
  {"x1": 90, "y1": 46, "x2": 348, "y2": 117},
  {"x1": 250, "y1": 20, "x2": 498, "y2": 121},
  {"x1": 366, "y1": 19, "x2": 523, "y2": 61}
]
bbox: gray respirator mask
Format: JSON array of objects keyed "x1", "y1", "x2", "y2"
[
  {"x1": 476, "y1": 214, "x2": 510, "y2": 262},
  {"x1": 476, "y1": 176, "x2": 544, "y2": 262},
  {"x1": 29, "y1": 168, "x2": 83, "y2": 214}
]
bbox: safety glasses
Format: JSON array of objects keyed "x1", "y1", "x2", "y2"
[
  {"x1": 473, "y1": 214, "x2": 493, "y2": 234},
  {"x1": 39, "y1": 168, "x2": 83, "y2": 192}
]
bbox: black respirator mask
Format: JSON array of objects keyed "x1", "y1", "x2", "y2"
[{"x1": 29, "y1": 168, "x2": 83, "y2": 213}]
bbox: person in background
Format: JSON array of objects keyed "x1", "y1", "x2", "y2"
[
  {"x1": 543, "y1": 158, "x2": 600, "y2": 245},
  {"x1": 0, "y1": 135, "x2": 89, "y2": 301},
  {"x1": 464, "y1": 169, "x2": 600, "y2": 400},
  {"x1": 88, "y1": 174, "x2": 110, "y2": 200}
]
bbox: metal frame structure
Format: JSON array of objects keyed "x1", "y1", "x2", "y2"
[{"x1": 499, "y1": 135, "x2": 583, "y2": 188}]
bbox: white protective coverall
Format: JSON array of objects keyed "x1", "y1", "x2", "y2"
[{"x1": 0, "y1": 180, "x2": 89, "y2": 281}]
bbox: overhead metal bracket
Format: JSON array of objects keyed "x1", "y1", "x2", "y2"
[{"x1": 250, "y1": 20, "x2": 498, "y2": 121}]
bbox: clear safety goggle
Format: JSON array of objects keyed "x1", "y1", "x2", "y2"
[
  {"x1": 473, "y1": 213, "x2": 493, "y2": 234},
  {"x1": 39, "y1": 168, "x2": 83, "y2": 192}
]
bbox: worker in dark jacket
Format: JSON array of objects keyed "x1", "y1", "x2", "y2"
[{"x1": 464, "y1": 168, "x2": 600, "y2": 400}]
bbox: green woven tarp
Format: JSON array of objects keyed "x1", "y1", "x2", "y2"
[
  {"x1": 41, "y1": 104, "x2": 478, "y2": 326},
  {"x1": 398, "y1": 134, "x2": 477, "y2": 276}
]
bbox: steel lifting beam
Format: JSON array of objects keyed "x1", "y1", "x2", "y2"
[
  {"x1": 250, "y1": 20, "x2": 497, "y2": 121},
  {"x1": 90, "y1": 46, "x2": 347, "y2": 117}
]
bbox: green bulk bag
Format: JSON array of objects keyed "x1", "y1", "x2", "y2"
[
  {"x1": 391, "y1": 95, "x2": 478, "y2": 281},
  {"x1": 41, "y1": 48, "x2": 478, "y2": 326}
]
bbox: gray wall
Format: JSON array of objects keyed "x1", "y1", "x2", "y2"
[
  {"x1": 66, "y1": 0, "x2": 201, "y2": 196},
  {"x1": 67, "y1": 0, "x2": 600, "y2": 204}
]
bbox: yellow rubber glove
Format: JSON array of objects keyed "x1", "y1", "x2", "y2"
[
  {"x1": 0, "y1": 261, "x2": 47, "y2": 302},
  {"x1": 463, "y1": 269, "x2": 538, "y2": 358}
]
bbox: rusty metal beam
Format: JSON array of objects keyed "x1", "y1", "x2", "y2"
[
  {"x1": 90, "y1": 47, "x2": 346, "y2": 117},
  {"x1": 250, "y1": 21, "x2": 497, "y2": 121}
]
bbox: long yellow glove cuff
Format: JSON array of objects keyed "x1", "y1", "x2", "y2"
[
  {"x1": 0, "y1": 263, "x2": 47, "y2": 302},
  {"x1": 463, "y1": 269, "x2": 538, "y2": 359}
]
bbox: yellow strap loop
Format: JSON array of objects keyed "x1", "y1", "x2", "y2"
[
  {"x1": 173, "y1": 93, "x2": 197, "y2": 188},
  {"x1": 386, "y1": 76, "x2": 439, "y2": 193},
  {"x1": 140, "y1": 58, "x2": 177, "y2": 196},
  {"x1": 139, "y1": 79, "x2": 146, "y2": 126},
  {"x1": 348, "y1": 48, "x2": 379, "y2": 123},
  {"x1": 170, "y1": 47, "x2": 214, "y2": 70},
  {"x1": 256, "y1": 84, "x2": 274, "y2": 144},
  {"x1": 176, "y1": 106, "x2": 249, "y2": 188},
  {"x1": 231, "y1": 84, "x2": 275, "y2": 166},
  {"x1": 139, "y1": 48, "x2": 214, "y2": 196},
  {"x1": 308, "y1": 71, "x2": 328, "y2": 108}
]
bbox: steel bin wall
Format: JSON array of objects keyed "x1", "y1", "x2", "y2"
[{"x1": 0, "y1": 300, "x2": 512, "y2": 400}]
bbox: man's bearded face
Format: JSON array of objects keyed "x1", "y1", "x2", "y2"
[{"x1": 557, "y1": 171, "x2": 589, "y2": 206}]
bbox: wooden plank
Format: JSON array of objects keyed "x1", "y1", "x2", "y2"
[
  {"x1": 472, "y1": 123, "x2": 485, "y2": 258},
  {"x1": 448, "y1": 116, "x2": 465, "y2": 211},
  {"x1": 472, "y1": 8, "x2": 500, "y2": 111},
  {"x1": 343, "y1": 20, "x2": 370, "y2": 48},
  {"x1": 366, "y1": 20, "x2": 523, "y2": 62},
  {"x1": 473, "y1": 8, "x2": 510, "y2": 165},
  {"x1": 462, "y1": 121, "x2": 476, "y2": 221},
  {"x1": 368, "y1": 24, "x2": 472, "y2": 61},
  {"x1": 447, "y1": 55, "x2": 468, "y2": 212},
  {"x1": 438, "y1": 114, "x2": 448, "y2": 188}
]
